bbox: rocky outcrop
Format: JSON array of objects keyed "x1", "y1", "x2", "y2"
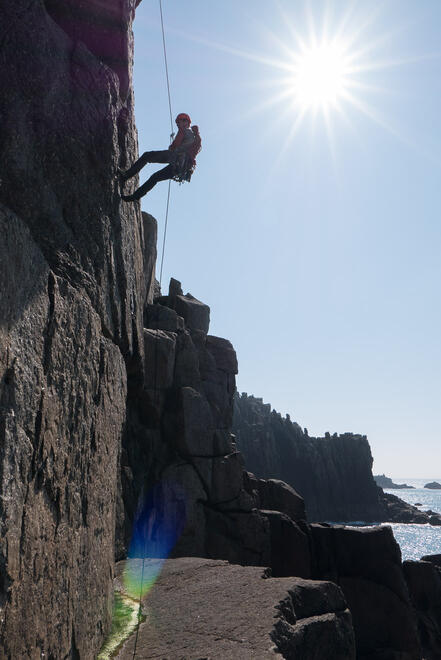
[
  {"x1": 118, "y1": 278, "x2": 314, "y2": 579},
  {"x1": 1, "y1": 0, "x2": 144, "y2": 656},
  {"x1": 311, "y1": 524, "x2": 422, "y2": 660},
  {"x1": 374, "y1": 474, "x2": 414, "y2": 489},
  {"x1": 382, "y1": 492, "x2": 441, "y2": 525},
  {"x1": 233, "y1": 393, "x2": 384, "y2": 522},
  {"x1": 425, "y1": 481, "x2": 441, "y2": 489},
  {"x1": 115, "y1": 557, "x2": 356, "y2": 659},
  {"x1": 403, "y1": 557, "x2": 441, "y2": 660}
]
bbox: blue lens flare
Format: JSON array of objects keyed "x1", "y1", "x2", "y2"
[{"x1": 123, "y1": 479, "x2": 187, "y2": 600}]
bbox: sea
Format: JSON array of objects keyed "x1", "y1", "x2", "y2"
[
  {"x1": 378, "y1": 478, "x2": 441, "y2": 561},
  {"x1": 344, "y1": 478, "x2": 441, "y2": 561}
]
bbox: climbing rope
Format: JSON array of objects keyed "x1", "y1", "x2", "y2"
[
  {"x1": 159, "y1": 181, "x2": 171, "y2": 288},
  {"x1": 159, "y1": 0, "x2": 174, "y2": 140},
  {"x1": 158, "y1": 0, "x2": 174, "y2": 290},
  {"x1": 131, "y1": 2, "x2": 173, "y2": 657}
]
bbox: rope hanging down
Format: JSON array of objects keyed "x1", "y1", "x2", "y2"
[
  {"x1": 158, "y1": 0, "x2": 173, "y2": 290},
  {"x1": 159, "y1": 0, "x2": 174, "y2": 140},
  {"x1": 132, "y1": 3, "x2": 173, "y2": 658}
]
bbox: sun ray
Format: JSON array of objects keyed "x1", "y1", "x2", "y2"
[{"x1": 162, "y1": 2, "x2": 441, "y2": 171}]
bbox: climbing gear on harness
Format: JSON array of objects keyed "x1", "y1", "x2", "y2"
[{"x1": 171, "y1": 153, "x2": 193, "y2": 183}]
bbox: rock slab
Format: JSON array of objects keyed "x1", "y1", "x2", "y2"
[{"x1": 115, "y1": 557, "x2": 356, "y2": 659}]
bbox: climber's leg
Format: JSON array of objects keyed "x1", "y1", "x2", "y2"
[
  {"x1": 119, "y1": 152, "x2": 150, "y2": 181},
  {"x1": 120, "y1": 150, "x2": 171, "y2": 181},
  {"x1": 121, "y1": 164, "x2": 174, "y2": 201},
  {"x1": 142, "y1": 150, "x2": 172, "y2": 165}
]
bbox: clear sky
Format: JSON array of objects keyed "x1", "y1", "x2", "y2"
[{"x1": 131, "y1": 0, "x2": 441, "y2": 478}]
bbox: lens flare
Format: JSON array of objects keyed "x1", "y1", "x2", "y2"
[{"x1": 123, "y1": 479, "x2": 187, "y2": 601}]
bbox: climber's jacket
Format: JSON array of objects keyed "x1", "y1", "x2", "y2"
[{"x1": 169, "y1": 127, "x2": 195, "y2": 154}]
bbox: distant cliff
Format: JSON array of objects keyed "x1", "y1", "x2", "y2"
[
  {"x1": 233, "y1": 393, "x2": 384, "y2": 522},
  {"x1": 374, "y1": 474, "x2": 414, "y2": 489}
]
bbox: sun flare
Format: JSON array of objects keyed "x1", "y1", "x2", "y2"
[{"x1": 291, "y1": 42, "x2": 351, "y2": 110}]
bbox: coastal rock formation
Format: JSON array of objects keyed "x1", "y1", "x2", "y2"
[
  {"x1": 382, "y1": 492, "x2": 441, "y2": 525},
  {"x1": 234, "y1": 394, "x2": 441, "y2": 527},
  {"x1": 425, "y1": 481, "x2": 441, "y2": 489},
  {"x1": 115, "y1": 557, "x2": 356, "y2": 659},
  {"x1": 119, "y1": 276, "x2": 316, "y2": 579},
  {"x1": 374, "y1": 474, "x2": 414, "y2": 489},
  {"x1": 233, "y1": 393, "x2": 384, "y2": 522},
  {"x1": 311, "y1": 524, "x2": 422, "y2": 659},
  {"x1": 403, "y1": 557, "x2": 441, "y2": 660},
  {"x1": 2, "y1": 2, "x2": 441, "y2": 659}
]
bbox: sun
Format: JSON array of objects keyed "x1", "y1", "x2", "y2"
[{"x1": 291, "y1": 41, "x2": 352, "y2": 111}]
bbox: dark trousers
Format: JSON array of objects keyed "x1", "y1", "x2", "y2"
[{"x1": 123, "y1": 150, "x2": 175, "y2": 200}]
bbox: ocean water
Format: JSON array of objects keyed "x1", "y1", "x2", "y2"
[{"x1": 382, "y1": 477, "x2": 441, "y2": 561}]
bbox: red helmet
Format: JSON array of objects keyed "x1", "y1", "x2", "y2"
[{"x1": 176, "y1": 113, "x2": 191, "y2": 125}]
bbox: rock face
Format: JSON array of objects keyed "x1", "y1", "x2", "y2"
[
  {"x1": 115, "y1": 557, "x2": 356, "y2": 659},
  {"x1": 425, "y1": 481, "x2": 441, "y2": 489},
  {"x1": 233, "y1": 393, "x2": 384, "y2": 522},
  {"x1": 118, "y1": 279, "x2": 314, "y2": 579},
  {"x1": 403, "y1": 558, "x2": 441, "y2": 660},
  {"x1": 1, "y1": 1, "x2": 144, "y2": 656}
]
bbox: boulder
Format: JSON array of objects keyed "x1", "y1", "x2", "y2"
[
  {"x1": 403, "y1": 560, "x2": 441, "y2": 660},
  {"x1": 174, "y1": 293, "x2": 210, "y2": 333},
  {"x1": 310, "y1": 524, "x2": 421, "y2": 660},
  {"x1": 258, "y1": 478, "x2": 306, "y2": 523},
  {"x1": 205, "y1": 509, "x2": 272, "y2": 567},
  {"x1": 206, "y1": 335, "x2": 239, "y2": 374},
  {"x1": 144, "y1": 303, "x2": 184, "y2": 333}
]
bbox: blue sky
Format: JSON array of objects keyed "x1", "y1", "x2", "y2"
[{"x1": 131, "y1": 0, "x2": 441, "y2": 478}]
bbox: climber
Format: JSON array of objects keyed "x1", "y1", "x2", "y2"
[{"x1": 120, "y1": 113, "x2": 201, "y2": 202}]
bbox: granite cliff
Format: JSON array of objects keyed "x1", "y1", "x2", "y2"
[
  {"x1": 1, "y1": 1, "x2": 143, "y2": 657},
  {"x1": 233, "y1": 393, "x2": 384, "y2": 522},
  {"x1": 1, "y1": 2, "x2": 440, "y2": 659},
  {"x1": 233, "y1": 393, "x2": 441, "y2": 527}
]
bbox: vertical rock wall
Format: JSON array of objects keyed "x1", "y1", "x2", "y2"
[
  {"x1": 119, "y1": 277, "x2": 274, "y2": 568},
  {"x1": 0, "y1": 1, "x2": 145, "y2": 657}
]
